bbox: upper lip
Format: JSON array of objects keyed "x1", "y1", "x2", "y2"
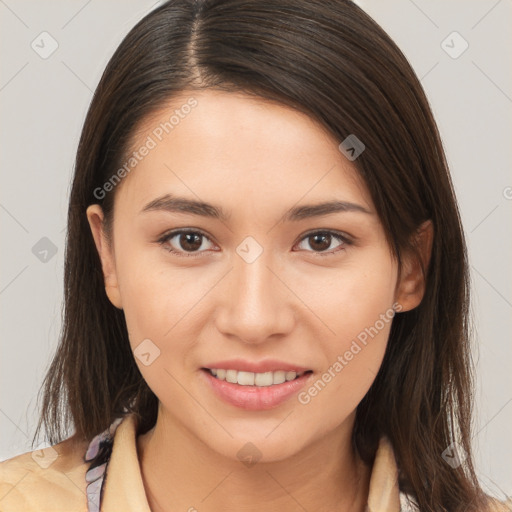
[{"x1": 203, "y1": 359, "x2": 312, "y2": 374}]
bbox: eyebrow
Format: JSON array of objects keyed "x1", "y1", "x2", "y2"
[{"x1": 141, "y1": 193, "x2": 372, "y2": 222}]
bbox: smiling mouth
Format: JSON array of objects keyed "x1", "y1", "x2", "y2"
[{"x1": 202, "y1": 368, "x2": 313, "y2": 387}]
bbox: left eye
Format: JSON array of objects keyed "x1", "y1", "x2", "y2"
[
  {"x1": 295, "y1": 231, "x2": 349, "y2": 255},
  {"x1": 158, "y1": 229, "x2": 350, "y2": 257}
]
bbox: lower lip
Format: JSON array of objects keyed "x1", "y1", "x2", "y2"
[{"x1": 200, "y1": 369, "x2": 313, "y2": 411}]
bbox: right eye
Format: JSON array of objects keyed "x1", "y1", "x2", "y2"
[{"x1": 158, "y1": 229, "x2": 217, "y2": 257}]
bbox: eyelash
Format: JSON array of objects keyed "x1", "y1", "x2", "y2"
[{"x1": 157, "y1": 228, "x2": 352, "y2": 258}]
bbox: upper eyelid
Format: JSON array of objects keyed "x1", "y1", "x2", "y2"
[{"x1": 158, "y1": 228, "x2": 213, "y2": 244}]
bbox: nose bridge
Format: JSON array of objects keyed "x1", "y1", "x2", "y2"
[{"x1": 215, "y1": 237, "x2": 294, "y2": 343}]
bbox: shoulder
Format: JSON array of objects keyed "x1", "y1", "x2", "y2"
[
  {"x1": 486, "y1": 496, "x2": 512, "y2": 512},
  {"x1": 398, "y1": 491, "x2": 512, "y2": 512},
  {"x1": 0, "y1": 435, "x2": 89, "y2": 512}
]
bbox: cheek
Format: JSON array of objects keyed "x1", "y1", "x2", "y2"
[
  {"x1": 295, "y1": 252, "x2": 396, "y2": 411},
  {"x1": 290, "y1": 247, "x2": 397, "y2": 347},
  {"x1": 114, "y1": 249, "x2": 204, "y2": 404},
  {"x1": 113, "y1": 233, "x2": 179, "y2": 323},
  {"x1": 111, "y1": 237, "x2": 178, "y2": 355},
  {"x1": 329, "y1": 256, "x2": 396, "y2": 378},
  {"x1": 114, "y1": 243, "x2": 216, "y2": 373},
  {"x1": 296, "y1": 318, "x2": 391, "y2": 443},
  {"x1": 330, "y1": 265, "x2": 396, "y2": 352},
  {"x1": 296, "y1": 301, "x2": 395, "y2": 443}
]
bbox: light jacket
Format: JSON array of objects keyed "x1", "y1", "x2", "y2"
[{"x1": 0, "y1": 413, "x2": 509, "y2": 511}]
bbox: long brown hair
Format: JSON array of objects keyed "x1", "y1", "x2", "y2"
[{"x1": 33, "y1": 1, "x2": 489, "y2": 509}]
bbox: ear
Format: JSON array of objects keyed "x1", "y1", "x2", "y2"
[
  {"x1": 86, "y1": 204, "x2": 123, "y2": 309},
  {"x1": 394, "y1": 220, "x2": 433, "y2": 312}
]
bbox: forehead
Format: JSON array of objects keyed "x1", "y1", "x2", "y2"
[{"x1": 114, "y1": 89, "x2": 373, "y2": 219}]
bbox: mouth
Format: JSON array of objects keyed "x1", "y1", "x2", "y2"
[
  {"x1": 200, "y1": 367, "x2": 314, "y2": 410},
  {"x1": 202, "y1": 368, "x2": 313, "y2": 387}
]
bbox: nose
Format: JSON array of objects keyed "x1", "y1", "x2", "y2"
[{"x1": 214, "y1": 250, "x2": 296, "y2": 345}]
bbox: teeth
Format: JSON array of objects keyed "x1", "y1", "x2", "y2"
[
  {"x1": 208, "y1": 368, "x2": 305, "y2": 386},
  {"x1": 226, "y1": 369, "x2": 238, "y2": 383},
  {"x1": 255, "y1": 372, "x2": 273, "y2": 386},
  {"x1": 273, "y1": 371, "x2": 286, "y2": 384},
  {"x1": 285, "y1": 371, "x2": 297, "y2": 382},
  {"x1": 237, "y1": 371, "x2": 255, "y2": 385}
]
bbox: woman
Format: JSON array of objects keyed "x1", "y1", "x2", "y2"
[{"x1": 0, "y1": 1, "x2": 509, "y2": 511}]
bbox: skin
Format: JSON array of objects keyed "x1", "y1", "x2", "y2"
[{"x1": 87, "y1": 89, "x2": 432, "y2": 512}]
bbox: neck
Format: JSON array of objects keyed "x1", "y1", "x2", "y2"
[{"x1": 137, "y1": 408, "x2": 371, "y2": 512}]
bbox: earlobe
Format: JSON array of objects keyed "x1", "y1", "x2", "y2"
[
  {"x1": 395, "y1": 220, "x2": 434, "y2": 312},
  {"x1": 86, "y1": 205, "x2": 123, "y2": 309}
]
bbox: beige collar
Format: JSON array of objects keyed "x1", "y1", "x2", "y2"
[{"x1": 102, "y1": 413, "x2": 401, "y2": 511}]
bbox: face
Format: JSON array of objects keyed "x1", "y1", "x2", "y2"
[{"x1": 87, "y1": 89, "x2": 428, "y2": 462}]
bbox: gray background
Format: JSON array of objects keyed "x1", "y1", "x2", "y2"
[{"x1": 1, "y1": 0, "x2": 511, "y2": 500}]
